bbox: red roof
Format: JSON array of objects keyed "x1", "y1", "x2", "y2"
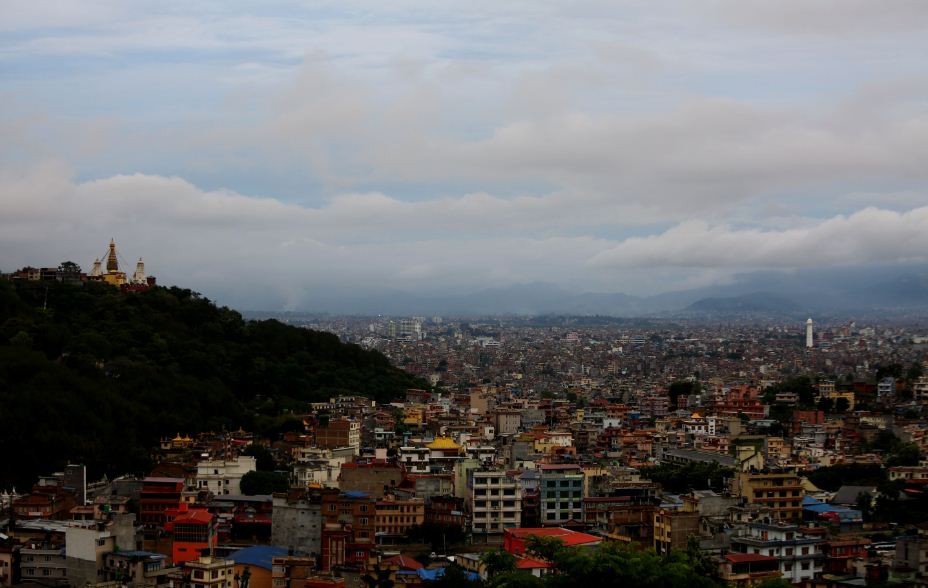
[
  {"x1": 506, "y1": 528, "x2": 600, "y2": 547},
  {"x1": 173, "y1": 510, "x2": 214, "y2": 525},
  {"x1": 384, "y1": 555, "x2": 423, "y2": 570},
  {"x1": 515, "y1": 557, "x2": 553, "y2": 570},
  {"x1": 725, "y1": 553, "x2": 778, "y2": 563}
]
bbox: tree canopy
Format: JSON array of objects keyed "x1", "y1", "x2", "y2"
[{"x1": 0, "y1": 280, "x2": 427, "y2": 487}]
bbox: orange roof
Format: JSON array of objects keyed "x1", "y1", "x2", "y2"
[
  {"x1": 384, "y1": 555, "x2": 423, "y2": 570},
  {"x1": 516, "y1": 557, "x2": 553, "y2": 570},
  {"x1": 506, "y1": 527, "x2": 600, "y2": 547},
  {"x1": 174, "y1": 510, "x2": 214, "y2": 525},
  {"x1": 725, "y1": 553, "x2": 777, "y2": 564}
]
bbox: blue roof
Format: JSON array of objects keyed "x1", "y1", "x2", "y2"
[
  {"x1": 229, "y1": 546, "x2": 289, "y2": 570},
  {"x1": 342, "y1": 491, "x2": 370, "y2": 498},
  {"x1": 112, "y1": 551, "x2": 165, "y2": 560},
  {"x1": 417, "y1": 568, "x2": 480, "y2": 582}
]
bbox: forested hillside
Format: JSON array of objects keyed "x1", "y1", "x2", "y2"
[{"x1": 0, "y1": 280, "x2": 425, "y2": 488}]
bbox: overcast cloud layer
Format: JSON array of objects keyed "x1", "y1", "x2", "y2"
[{"x1": 2, "y1": 1, "x2": 928, "y2": 310}]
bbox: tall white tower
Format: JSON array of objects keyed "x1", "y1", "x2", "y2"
[{"x1": 806, "y1": 318, "x2": 814, "y2": 348}]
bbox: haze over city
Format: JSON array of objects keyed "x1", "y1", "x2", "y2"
[{"x1": 2, "y1": 1, "x2": 928, "y2": 312}]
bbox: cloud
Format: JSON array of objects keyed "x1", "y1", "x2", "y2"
[
  {"x1": 3, "y1": 2, "x2": 928, "y2": 310},
  {"x1": 589, "y1": 207, "x2": 928, "y2": 269}
]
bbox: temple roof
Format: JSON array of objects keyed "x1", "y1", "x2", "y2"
[{"x1": 427, "y1": 436, "x2": 461, "y2": 450}]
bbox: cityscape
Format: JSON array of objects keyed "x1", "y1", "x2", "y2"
[{"x1": 3, "y1": 3, "x2": 928, "y2": 588}]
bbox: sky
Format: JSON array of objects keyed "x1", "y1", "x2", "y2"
[{"x1": 2, "y1": 1, "x2": 928, "y2": 311}]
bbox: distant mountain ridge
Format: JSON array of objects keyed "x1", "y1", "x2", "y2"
[
  {"x1": 683, "y1": 292, "x2": 801, "y2": 315},
  {"x1": 286, "y1": 264, "x2": 928, "y2": 317}
]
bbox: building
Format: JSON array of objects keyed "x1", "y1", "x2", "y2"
[
  {"x1": 729, "y1": 522, "x2": 824, "y2": 584},
  {"x1": 195, "y1": 455, "x2": 257, "y2": 496},
  {"x1": 20, "y1": 540, "x2": 67, "y2": 586},
  {"x1": 502, "y1": 528, "x2": 600, "y2": 556},
  {"x1": 101, "y1": 550, "x2": 169, "y2": 587},
  {"x1": 878, "y1": 377, "x2": 896, "y2": 398},
  {"x1": 653, "y1": 508, "x2": 699, "y2": 555},
  {"x1": 65, "y1": 515, "x2": 138, "y2": 587},
  {"x1": 735, "y1": 471, "x2": 804, "y2": 521},
  {"x1": 0, "y1": 541, "x2": 20, "y2": 587},
  {"x1": 469, "y1": 469, "x2": 522, "y2": 538},
  {"x1": 806, "y1": 318, "x2": 814, "y2": 348},
  {"x1": 12, "y1": 486, "x2": 77, "y2": 520},
  {"x1": 272, "y1": 555, "x2": 317, "y2": 588},
  {"x1": 271, "y1": 490, "x2": 323, "y2": 557},
  {"x1": 316, "y1": 418, "x2": 361, "y2": 453},
  {"x1": 320, "y1": 491, "x2": 377, "y2": 571},
  {"x1": 494, "y1": 410, "x2": 522, "y2": 436},
  {"x1": 375, "y1": 495, "x2": 425, "y2": 541},
  {"x1": 87, "y1": 239, "x2": 157, "y2": 290},
  {"x1": 185, "y1": 556, "x2": 235, "y2": 588},
  {"x1": 140, "y1": 477, "x2": 184, "y2": 527},
  {"x1": 720, "y1": 553, "x2": 782, "y2": 587},
  {"x1": 171, "y1": 507, "x2": 217, "y2": 565},
  {"x1": 398, "y1": 446, "x2": 431, "y2": 474},
  {"x1": 229, "y1": 545, "x2": 289, "y2": 588},
  {"x1": 425, "y1": 495, "x2": 466, "y2": 530},
  {"x1": 539, "y1": 464, "x2": 584, "y2": 527},
  {"x1": 338, "y1": 462, "x2": 404, "y2": 498}
]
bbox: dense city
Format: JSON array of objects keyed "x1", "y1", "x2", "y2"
[{"x1": 5, "y1": 297, "x2": 928, "y2": 588}]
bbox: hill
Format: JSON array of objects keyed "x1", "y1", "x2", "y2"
[
  {"x1": 683, "y1": 291, "x2": 801, "y2": 315},
  {"x1": 0, "y1": 280, "x2": 426, "y2": 488}
]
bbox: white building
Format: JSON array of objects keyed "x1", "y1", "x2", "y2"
[
  {"x1": 730, "y1": 523, "x2": 823, "y2": 584},
  {"x1": 469, "y1": 469, "x2": 521, "y2": 536},
  {"x1": 399, "y1": 446, "x2": 431, "y2": 474},
  {"x1": 806, "y1": 318, "x2": 814, "y2": 348},
  {"x1": 195, "y1": 455, "x2": 256, "y2": 495}
]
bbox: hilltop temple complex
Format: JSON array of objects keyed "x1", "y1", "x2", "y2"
[{"x1": 4, "y1": 238, "x2": 156, "y2": 291}]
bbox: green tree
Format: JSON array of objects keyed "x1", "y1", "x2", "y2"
[
  {"x1": 834, "y1": 397, "x2": 850, "y2": 413},
  {"x1": 480, "y1": 550, "x2": 516, "y2": 579},
  {"x1": 239, "y1": 471, "x2": 288, "y2": 495},
  {"x1": 242, "y1": 444, "x2": 276, "y2": 471},
  {"x1": 544, "y1": 541, "x2": 720, "y2": 588},
  {"x1": 490, "y1": 572, "x2": 542, "y2": 588},
  {"x1": 756, "y1": 579, "x2": 793, "y2": 588},
  {"x1": 806, "y1": 464, "x2": 886, "y2": 492},
  {"x1": 435, "y1": 565, "x2": 482, "y2": 588},
  {"x1": 524, "y1": 536, "x2": 565, "y2": 562},
  {"x1": 668, "y1": 381, "x2": 700, "y2": 407},
  {"x1": 886, "y1": 443, "x2": 922, "y2": 467}
]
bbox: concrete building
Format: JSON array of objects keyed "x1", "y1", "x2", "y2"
[
  {"x1": 735, "y1": 471, "x2": 804, "y2": 521},
  {"x1": 729, "y1": 522, "x2": 824, "y2": 584},
  {"x1": 375, "y1": 495, "x2": 425, "y2": 541},
  {"x1": 469, "y1": 469, "x2": 521, "y2": 537},
  {"x1": 338, "y1": 462, "x2": 403, "y2": 498},
  {"x1": 539, "y1": 464, "x2": 584, "y2": 526},
  {"x1": 20, "y1": 541, "x2": 67, "y2": 586},
  {"x1": 65, "y1": 515, "x2": 138, "y2": 586},
  {"x1": 101, "y1": 550, "x2": 170, "y2": 587},
  {"x1": 271, "y1": 490, "x2": 323, "y2": 557},
  {"x1": 185, "y1": 556, "x2": 235, "y2": 588},
  {"x1": 653, "y1": 508, "x2": 699, "y2": 555},
  {"x1": 196, "y1": 455, "x2": 257, "y2": 496},
  {"x1": 494, "y1": 410, "x2": 522, "y2": 436},
  {"x1": 315, "y1": 418, "x2": 362, "y2": 454}
]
